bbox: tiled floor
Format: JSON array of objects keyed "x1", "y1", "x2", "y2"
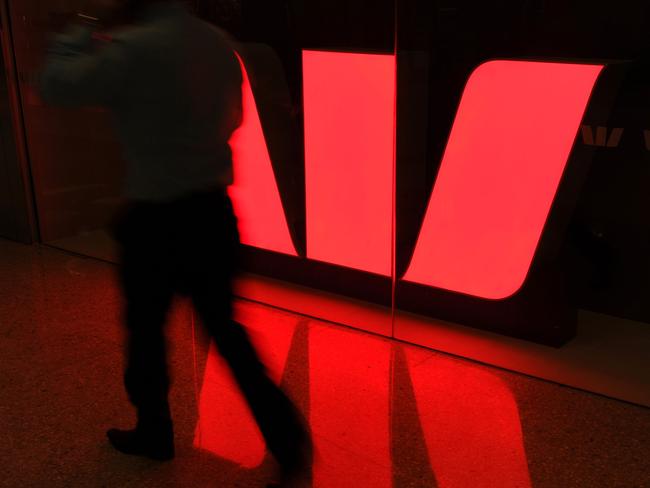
[{"x1": 1, "y1": 239, "x2": 649, "y2": 487}]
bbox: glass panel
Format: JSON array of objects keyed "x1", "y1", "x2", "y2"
[
  {"x1": 9, "y1": 0, "x2": 125, "y2": 261},
  {"x1": 15, "y1": 0, "x2": 396, "y2": 336}
]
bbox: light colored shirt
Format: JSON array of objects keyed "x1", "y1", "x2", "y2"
[{"x1": 40, "y1": 1, "x2": 243, "y2": 202}]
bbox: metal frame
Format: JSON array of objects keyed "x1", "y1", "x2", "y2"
[{"x1": 0, "y1": 0, "x2": 40, "y2": 243}]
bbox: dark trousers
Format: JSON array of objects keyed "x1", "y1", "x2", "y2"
[{"x1": 112, "y1": 189, "x2": 303, "y2": 464}]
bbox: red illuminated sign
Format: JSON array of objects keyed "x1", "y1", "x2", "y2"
[
  {"x1": 303, "y1": 51, "x2": 395, "y2": 276},
  {"x1": 228, "y1": 55, "x2": 298, "y2": 256},
  {"x1": 403, "y1": 61, "x2": 603, "y2": 299},
  {"x1": 229, "y1": 53, "x2": 603, "y2": 300}
]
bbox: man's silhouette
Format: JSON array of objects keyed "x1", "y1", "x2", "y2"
[{"x1": 40, "y1": 0, "x2": 310, "y2": 483}]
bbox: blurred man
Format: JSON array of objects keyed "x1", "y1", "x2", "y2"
[{"x1": 40, "y1": 0, "x2": 310, "y2": 484}]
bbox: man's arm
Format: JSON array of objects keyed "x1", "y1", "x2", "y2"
[{"x1": 39, "y1": 22, "x2": 130, "y2": 107}]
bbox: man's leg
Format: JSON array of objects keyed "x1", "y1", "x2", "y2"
[
  {"x1": 108, "y1": 205, "x2": 176, "y2": 460},
  {"x1": 190, "y1": 278, "x2": 311, "y2": 475},
  {"x1": 185, "y1": 190, "x2": 311, "y2": 480}
]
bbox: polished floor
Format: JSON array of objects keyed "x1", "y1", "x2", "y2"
[{"x1": 1, "y1": 239, "x2": 649, "y2": 487}]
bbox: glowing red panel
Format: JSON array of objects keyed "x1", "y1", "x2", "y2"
[
  {"x1": 405, "y1": 347, "x2": 531, "y2": 488},
  {"x1": 193, "y1": 306, "x2": 297, "y2": 467},
  {"x1": 228, "y1": 56, "x2": 298, "y2": 256},
  {"x1": 303, "y1": 50, "x2": 395, "y2": 276},
  {"x1": 309, "y1": 326, "x2": 391, "y2": 487},
  {"x1": 403, "y1": 61, "x2": 603, "y2": 299}
]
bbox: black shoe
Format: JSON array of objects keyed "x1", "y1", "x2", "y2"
[{"x1": 107, "y1": 423, "x2": 174, "y2": 461}]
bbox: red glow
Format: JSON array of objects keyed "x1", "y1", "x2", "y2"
[
  {"x1": 228, "y1": 56, "x2": 298, "y2": 255},
  {"x1": 193, "y1": 306, "x2": 297, "y2": 467},
  {"x1": 309, "y1": 326, "x2": 392, "y2": 487},
  {"x1": 303, "y1": 51, "x2": 395, "y2": 276},
  {"x1": 405, "y1": 347, "x2": 532, "y2": 488},
  {"x1": 403, "y1": 61, "x2": 603, "y2": 299},
  {"x1": 193, "y1": 302, "x2": 532, "y2": 485}
]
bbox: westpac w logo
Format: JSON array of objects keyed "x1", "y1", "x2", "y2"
[{"x1": 228, "y1": 51, "x2": 603, "y2": 301}]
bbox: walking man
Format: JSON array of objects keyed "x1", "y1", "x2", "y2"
[{"x1": 40, "y1": 0, "x2": 310, "y2": 484}]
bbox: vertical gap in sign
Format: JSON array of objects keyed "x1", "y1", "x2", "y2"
[
  {"x1": 228, "y1": 55, "x2": 298, "y2": 256},
  {"x1": 391, "y1": 20, "x2": 399, "y2": 337},
  {"x1": 403, "y1": 61, "x2": 603, "y2": 300},
  {"x1": 303, "y1": 50, "x2": 396, "y2": 276}
]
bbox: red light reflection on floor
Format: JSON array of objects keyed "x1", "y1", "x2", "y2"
[
  {"x1": 228, "y1": 56, "x2": 298, "y2": 256},
  {"x1": 404, "y1": 61, "x2": 603, "y2": 299},
  {"x1": 303, "y1": 51, "x2": 395, "y2": 276},
  {"x1": 194, "y1": 303, "x2": 531, "y2": 486},
  {"x1": 309, "y1": 326, "x2": 392, "y2": 487},
  {"x1": 405, "y1": 347, "x2": 532, "y2": 488}
]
